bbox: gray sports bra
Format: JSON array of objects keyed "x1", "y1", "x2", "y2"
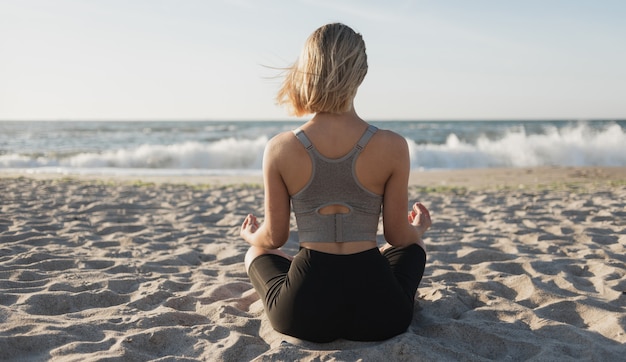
[{"x1": 291, "y1": 125, "x2": 382, "y2": 242}]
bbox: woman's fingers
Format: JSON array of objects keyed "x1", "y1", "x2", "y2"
[
  {"x1": 409, "y1": 202, "x2": 431, "y2": 229},
  {"x1": 242, "y1": 214, "x2": 252, "y2": 227},
  {"x1": 241, "y1": 214, "x2": 258, "y2": 234},
  {"x1": 413, "y1": 202, "x2": 431, "y2": 220}
]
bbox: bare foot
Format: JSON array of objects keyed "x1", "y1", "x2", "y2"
[{"x1": 379, "y1": 243, "x2": 393, "y2": 253}]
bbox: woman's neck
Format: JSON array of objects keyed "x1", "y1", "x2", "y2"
[{"x1": 311, "y1": 107, "x2": 362, "y2": 124}]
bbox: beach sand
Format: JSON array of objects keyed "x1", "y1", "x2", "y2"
[{"x1": 1, "y1": 167, "x2": 624, "y2": 361}]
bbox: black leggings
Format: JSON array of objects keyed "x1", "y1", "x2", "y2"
[{"x1": 247, "y1": 244, "x2": 426, "y2": 343}]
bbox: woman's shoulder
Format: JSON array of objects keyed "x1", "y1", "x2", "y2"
[
  {"x1": 265, "y1": 130, "x2": 307, "y2": 157},
  {"x1": 373, "y1": 127, "x2": 405, "y2": 140},
  {"x1": 371, "y1": 127, "x2": 408, "y2": 151},
  {"x1": 268, "y1": 129, "x2": 300, "y2": 147}
]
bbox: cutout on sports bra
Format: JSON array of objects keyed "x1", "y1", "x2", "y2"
[{"x1": 318, "y1": 204, "x2": 351, "y2": 215}]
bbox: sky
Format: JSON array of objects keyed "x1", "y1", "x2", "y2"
[{"x1": 1, "y1": 0, "x2": 625, "y2": 121}]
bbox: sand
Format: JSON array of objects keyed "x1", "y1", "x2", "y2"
[{"x1": 0, "y1": 167, "x2": 624, "y2": 361}]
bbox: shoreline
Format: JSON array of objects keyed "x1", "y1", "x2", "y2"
[{"x1": 2, "y1": 166, "x2": 626, "y2": 189}]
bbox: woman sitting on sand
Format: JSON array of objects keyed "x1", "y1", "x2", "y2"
[{"x1": 240, "y1": 23, "x2": 431, "y2": 343}]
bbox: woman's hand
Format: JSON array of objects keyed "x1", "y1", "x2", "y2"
[
  {"x1": 408, "y1": 202, "x2": 431, "y2": 238},
  {"x1": 240, "y1": 214, "x2": 260, "y2": 244}
]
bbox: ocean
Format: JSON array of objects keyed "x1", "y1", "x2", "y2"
[{"x1": 1, "y1": 120, "x2": 625, "y2": 176}]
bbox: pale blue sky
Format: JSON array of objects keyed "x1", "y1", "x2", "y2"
[{"x1": 1, "y1": 0, "x2": 625, "y2": 120}]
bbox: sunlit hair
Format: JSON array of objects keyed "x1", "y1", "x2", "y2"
[{"x1": 277, "y1": 23, "x2": 368, "y2": 116}]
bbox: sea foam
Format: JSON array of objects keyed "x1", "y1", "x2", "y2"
[
  {"x1": 0, "y1": 137, "x2": 268, "y2": 170},
  {"x1": 408, "y1": 122, "x2": 626, "y2": 169},
  {"x1": 1, "y1": 121, "x2": 625, "y2": 174}
]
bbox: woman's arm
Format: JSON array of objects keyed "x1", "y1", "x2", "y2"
[
  {"x1": 381, "y1": 134, "x2": 431, "y2": 250},
  {"x1": 240, "y1": 135, "x2": 291, "y2": 249}
]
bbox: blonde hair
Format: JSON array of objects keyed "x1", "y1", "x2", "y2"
[{"x1": 277, "y1": 23, "x2": 368, "y2": 117}]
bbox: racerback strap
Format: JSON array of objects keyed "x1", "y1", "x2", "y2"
[{"x1": 293, "y1": 125, "x2": 378, "y2": 153}]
